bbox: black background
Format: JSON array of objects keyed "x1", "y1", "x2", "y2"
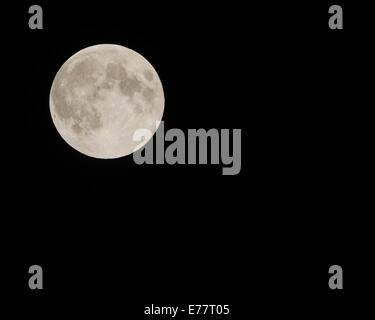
[{"x1": 2, "y1": 0, "x2": 373, "y2": 318}]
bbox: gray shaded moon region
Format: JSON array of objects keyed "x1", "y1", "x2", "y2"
[{"x1": 49, "y1": 44, "x2": 164, "y2": 158}]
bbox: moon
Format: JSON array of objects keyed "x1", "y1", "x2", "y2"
[{"x1": 49, "y1": 44, "x2": 164, "y2": 158}]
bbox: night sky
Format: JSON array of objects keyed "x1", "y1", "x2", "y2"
[{"x1": 2, "y1": 1, "x2": 372, "y2": 318}]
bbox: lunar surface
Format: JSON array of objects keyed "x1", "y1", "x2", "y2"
[{"x1": 49, "y1": 44, "x2": 164, "y2": 158}]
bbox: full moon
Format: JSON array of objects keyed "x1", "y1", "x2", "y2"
[{"x1": 49, "y1": 44, "x2": 164, "y2": 158}]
